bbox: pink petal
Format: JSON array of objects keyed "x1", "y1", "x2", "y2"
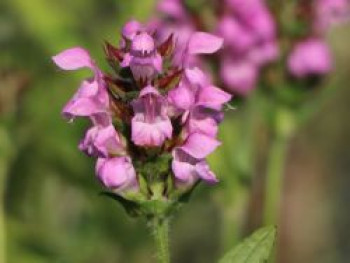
[
  {"x1": 181, "y1": 133, "x2": 221, "y2": 159},
  {"x1": 121, "y1": 53, "x2": 132, "y2": 68},
  {"x1": 197, "y1": 85, "x2": 232, "y2": 110},
  {"x1": 195, "y1": 161, "x2": 218, "y2": 184},
  {"x1": 171, "y1": 148, "x2": 198, "y2": 185},
  {"x1": 167, "y1": 82, "x2": 195, "y2": 112},
  {"x1": 188, "y1": 32, "x2": 224, "y2": 55},
  {"x1": 62, "y1": 97, "x2": 105, "y2": 120},
  {"x1": 172, "y1": 157, "x2": 196, "y2": 182},
  {"x1": 122, "y1": 20, "x2": 142, "y2": 40},
  {"x1": 187, "y1": 107, "x2": 219, "y2": 137},
  {"x1": 139, "y1": 84, "x2": 161, "y2": 97},
  {"x1": 52, "y1": 47, "x2": 94, "y2": 70},
  {"x1": 75, "y1": 79, "x2": 99, "y2": 98},
  {"x1": 96, "y1": 157, "x2": 138, "y2": 191},
  {"x1": 94, "y1": 125, "x2": 125, "y2": 157},
  {"x1": 131, "y1": 116, "x2": 172, "y2": 147},
  {"x1": 184, "y1": 67, "x2": 207, "y2": 86}
]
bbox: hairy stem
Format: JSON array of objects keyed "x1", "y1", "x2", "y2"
[{"x1": 152, "y1": 217, "x2": 170, "y2": 263}]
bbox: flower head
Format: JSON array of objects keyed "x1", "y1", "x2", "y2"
[
  {"x1": 288, "y1": 38, "x2": 332, "y2": 78},
  {"x1": 53, "y1": 19, "x2": 229, "y2": 206}
]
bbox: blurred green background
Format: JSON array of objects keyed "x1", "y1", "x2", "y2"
[{"x1": 1, "y1": 0, "x2": 350, "y2": 262}]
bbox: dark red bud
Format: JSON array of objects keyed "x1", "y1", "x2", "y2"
[
  {"x1": 157, "y1": 34, "x2": 174, "y2": 57},
  {"x1": 104, "y1": 41, "x2": 124, "y2": 62},
  {"x1": 157, "y1": 68, "x2": 183, "y2": 90}
]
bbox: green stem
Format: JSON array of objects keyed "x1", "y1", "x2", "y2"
[
  {"x1": 263, "y1": 108, "x2": 294, "y2": 226},
  {"x1": 0, "y1": 163, "x2": 6, "y2": 263},
  {"x1": 263, "y1": 135, "x2": 289, "y2": 226},
  {"x1": 152, "y1": 217, "x2": 170, "y2": 263},
  {"x1": 0, "y1": 127, "x2": 10, "y2": 263}
]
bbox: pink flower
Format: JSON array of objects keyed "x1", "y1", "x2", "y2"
[
  {"x1": 121, "y1": 32, "x2": 162, "y2": 81},
  {"x1": 187, "y1": 32, "x2": 224, "y2": 55},
  {"x1": 288, "y1": 39, "x2": 332, "y2": 78},
  {"x1": 180, "y1": 132, "x2": 221, "y2": 159},
  {"x1": 52, "y1": 47, "x2": 110, "y2": 126},
  {"x1": 167, "y1": 80, "x2": 195, "y2": 113},
  {"x1": 169, "y1": 68, "x2": 231, "y2": 137},
  {"x1": 169, "y1": 68, "x2": 231, "y2": 112},
  {"x1": 96, "y1": 157, "x2": 138, "y2": 193},
  {"x1": 179, "y1": 32, "x2": 223, "y2": 67},
  {"x1": 131, "y1": 85, "x2": 172, "y2": 147},
  {"x1": 172, "y1": 133, "x2": 220, "y2": 186},
  {"x1": 79, "y1": 124, "x2": 126, "y2": 158},
  {"x1": 186, "y1": 106, "x2": 222, "y2": 138},
  {"x1": 195, "y1": 83, "x2": 232, "y2": 111}
]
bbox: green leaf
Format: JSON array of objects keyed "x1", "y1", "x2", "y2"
[
  {"x1": 219, "y1": 226, "x2": 277, "y2": 263},
  {"x1": 100, "y1": 192, "x2": 141, "y2": 217}
]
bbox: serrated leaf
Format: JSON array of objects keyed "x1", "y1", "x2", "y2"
[{"x1": 219, "y1": 226, "x2": 277, "y2": 263}]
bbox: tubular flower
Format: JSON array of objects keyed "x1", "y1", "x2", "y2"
[
  {"x1": 53, "y1": 47, "x2": 110, "y2": 126},
  {"x1": 53, "y1": 20, "x2": 230, "y2": 204},
  {"x1": 96, "y1": 157, "x2": 138, "y2": 192},
  {"x1": 169, "y1": 67, "x2": 231, "y2": 138},
  {"x1": 79, "y1": 124, "x2": 126, "y2": 158},
  {"x1": 122, "y1": 32, "x2": 163, "y2": 81},
  {"x1": 172, "y1": 132, "x2": 221, "y2": 186},
  {"x1": 131, "y1": 85, "x2": 172, "y2": 147}
]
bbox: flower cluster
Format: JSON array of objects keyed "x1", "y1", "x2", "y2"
[
  {"x1": 154, "y1": 0, "x2": 279, "y2": 96},
  {"x1": 287, "y1": 0, "x2": 350, "y2": 78},
  {"x1": 53, "y1": 20, "x2": 230, "y2": 205},
  {"x1": 217, "y1": 0, "x2": 278, "y2": 95}
]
